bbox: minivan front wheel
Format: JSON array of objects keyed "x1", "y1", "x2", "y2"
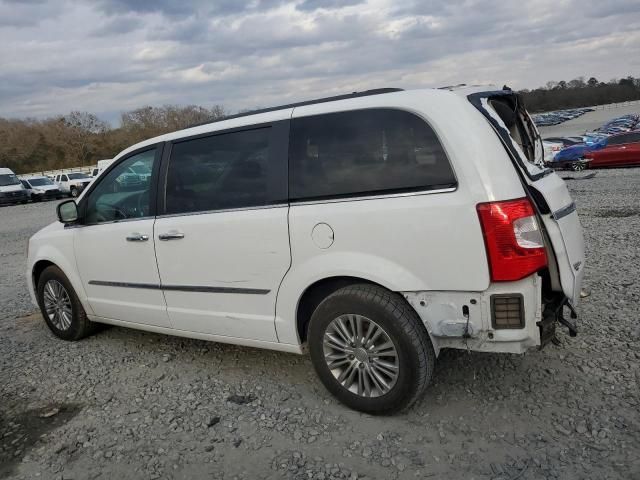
[
  {"x1": 308, "y1": 284, "x2": 435, "y2": 414},
  {"x1": 37, "y1": 265, "x2": 95, "y2": 341}
]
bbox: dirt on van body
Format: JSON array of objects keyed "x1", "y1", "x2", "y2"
[{"x1": 1, "y1": 169, "x2": 639, "y2": 480}]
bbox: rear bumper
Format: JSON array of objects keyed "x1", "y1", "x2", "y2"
[
  {"x1": 403, "y1": 275, "x2": 544, "y2": 355},
  {"x1": 403, "y1": 275, "x2": 580, "y2": 356}
]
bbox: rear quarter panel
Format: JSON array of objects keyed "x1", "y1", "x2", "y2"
[{"x1": 275, "y1": 90, "x2": 527, "y2": 344}]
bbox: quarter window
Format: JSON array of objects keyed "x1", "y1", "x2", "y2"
[
  {"x1": 289, "y1": 109, "x2": 456, "y2": 200},
  {"x1": 165, "y1": 128, "x2": 272, "y2": 215},
  {"x1": 84, "y1": 149, "x2": 156, "y2": 224}
]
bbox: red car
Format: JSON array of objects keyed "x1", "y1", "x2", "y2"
[{"x1": 584, "y1": 132, "x2": 640, "y2": 168}]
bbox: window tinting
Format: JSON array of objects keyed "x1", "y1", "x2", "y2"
[
  {"x1": 608, "y1": 133, "x2": 640, "y2": 145},
  {"x1": 84, "y1": 149, "x2": 156, "y2": 224},
  {"x1": 165, "y1": 128, "x2": 272, "y2": 215},
  {"x1": 289, "y1": 109, "x2": 455, "y2": 200}
]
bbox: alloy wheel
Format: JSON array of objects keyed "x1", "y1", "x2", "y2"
[
  {"x1": 43, "y1": 280, "x2": 73, "y2": 330},
  {"x1": 322, "y1": 314, "x2": 399, "y2": 397}
]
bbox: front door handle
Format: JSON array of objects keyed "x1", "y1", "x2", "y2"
[
  {"x1": 158, "y1": 231, "x2": 185, "y2": 241},
  {"x1": 126, "y1": 233, "x2": 149, "y2": 242}
]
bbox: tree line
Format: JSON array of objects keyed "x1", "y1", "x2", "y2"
[
  {"x1": 2, "y1": 75, "x2": 639, "y2": 174},
  {"x1": 520, "y1": 75, "x2": 640, "y2": 113},
  {"x1": 0, "y1": 105, "x2": 226, "y2": 174}
]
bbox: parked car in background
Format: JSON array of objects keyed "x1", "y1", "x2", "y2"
[
  {"x1": 55, "y1": 172, "x2": 93, "y2": 197},
  {"x1": 92, "y1": 159, "x2": 114, "y2": 177},
  {"x1": 551, "y1": 139, "x2": 608, "y2": 170},
  {"x1": 543, "y1": 140, "x2": 564, "y2": 163},
  {"x1": 543, "y1": 136, "x2": 584, "y2": 147},
  {"x1": 27, "y1": 86, "x2": 585, "y2": 414},
  {"x1": 20, "y1": 176, "x2": 63, "y2": 201},
  {"x1": 584, "y1": 132, "x2": 640, "y2": 168},
  {"x1": 0, "y1": 167, "x2": 29, "y2": 205}
]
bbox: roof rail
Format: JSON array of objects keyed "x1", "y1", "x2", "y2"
[{"x1": 189, "y1": 88, "x2": 404, "y2": 128}]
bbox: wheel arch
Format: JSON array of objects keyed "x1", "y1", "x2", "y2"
[{"x1": 32, "y1": 259, "x2": 55, "y2": 289}]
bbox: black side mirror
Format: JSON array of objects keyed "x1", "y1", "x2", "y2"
[{"x1": 57, "y1": 200, "x2": 79, "y2": 224}]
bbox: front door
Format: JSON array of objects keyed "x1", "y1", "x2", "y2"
[
  {"x1": 74, "y1": 146, "x2": 171, "y2": 328},
  {"x1": 154, "y1": 120, "x2": 291, "y2": 341}
]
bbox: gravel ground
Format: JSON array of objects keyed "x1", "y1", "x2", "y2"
[{"x1": 1, "y1": 170, "x2": 639, "y2": 480}]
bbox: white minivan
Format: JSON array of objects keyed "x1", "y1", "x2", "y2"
[{"x1": 27, "y1": 87, "x2": 585, "y2": 413}]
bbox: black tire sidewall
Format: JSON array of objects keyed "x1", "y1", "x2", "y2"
[
  {"x1": 37, "y1": 266, "x2": 86, "y2": 341},
  {"x1": 308, "y1": 287, "x2": 428, "y2": 414}
]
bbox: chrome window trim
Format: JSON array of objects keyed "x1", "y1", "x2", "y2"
[
  {"x1": 156, "y1": 202, "x2": 288, "y2": 219},
  {"x1": 289, "y1": 186, "x2": 457, "y2": 206}
]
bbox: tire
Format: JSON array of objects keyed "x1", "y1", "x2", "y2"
[
  {"x1": 571, "y1": 161, "x2": 586, "y2": 171},
  {"x1": 70, "y1": 186, "x2": 78, "y2": 198},
  {"x1": 36, "y1": 265, "x2": 96, "y2": 341},
  {"x1": 308, "y1": 284, "x2": 435, "y2": 414}
]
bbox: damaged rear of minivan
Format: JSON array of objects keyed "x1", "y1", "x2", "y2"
[{"x1": 465, "y1": 86, "x2": 585, "y2": 346}]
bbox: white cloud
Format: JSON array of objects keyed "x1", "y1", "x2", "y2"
[{"x1": 0, "y1": 0, "x2": 638, "y2": 121}]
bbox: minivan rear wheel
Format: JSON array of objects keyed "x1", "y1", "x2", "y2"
[
  {"x1": 308, "y1": 284, "x2": 435, "y2": 414},
  {"x1": 37, "y1": 265, "x2": 96, "y2": 341}
]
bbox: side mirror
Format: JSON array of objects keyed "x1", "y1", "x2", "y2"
[{"x1": 57, "y1": 200, "x2": 79, "y2": 224}]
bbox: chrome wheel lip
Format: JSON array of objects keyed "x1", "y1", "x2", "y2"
[
  {"x1": 322, "y1": 314, "x2": 399, "y2": 398},
  {"x1": 43, "y1": 280, "x2": 73, "y2": 331}
]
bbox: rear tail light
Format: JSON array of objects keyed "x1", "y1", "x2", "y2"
[{"x1": 476, "y1": 198, "x2": 547, "y2": 282}]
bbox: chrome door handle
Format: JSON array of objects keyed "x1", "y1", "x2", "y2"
[
  {"x1": 158, "y1": 231, "x2": 185, "y2": 241},
  {"x1": 126, "y1": 233, "x2": 149, "y2": 242}
]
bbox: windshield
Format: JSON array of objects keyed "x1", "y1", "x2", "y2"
[
  {"x1": 0, "y1": 174, "x2": 21, "y2": 187},
  {"x1": 68, "y1": 173, "x2": 90, "y2": 180},
  {"x1": 28, "y1": 177, "x2": 54, "y2": 187}
]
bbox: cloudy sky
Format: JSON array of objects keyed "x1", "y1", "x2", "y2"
[{"x1": 1, "y1": 0, "x2": 639, "y2": 123}]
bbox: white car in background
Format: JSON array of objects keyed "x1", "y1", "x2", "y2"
[
  {"x1": 0, "y1": 167, "x2": 29, "y2": 205},
  {"x1": 543, "y1": 140, "x2": 564, "y2": 164},
  {"x1": 20, "y1": 176, "x2": 63, "y2": 201},
  {"x1": 91, "y1": 159, "x2": 114, "y2": 178},
  {"x1": 54, "y1": 172, "x2": 93, "y2": 197}
]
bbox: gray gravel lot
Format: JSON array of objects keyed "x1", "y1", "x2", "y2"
[{"x1": 1, "y1": 170, "x2": 639, "y2": 479}]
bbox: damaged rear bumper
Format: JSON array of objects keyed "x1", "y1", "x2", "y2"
[{"x1": 402, "y1": 275, "x2": 578, "y2": 356}]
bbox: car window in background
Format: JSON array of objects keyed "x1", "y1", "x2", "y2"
[
  {"x1": 21, "y1": 180, "x2": 30, "y2": 188},
  {"x1": 609, "y1": 133, "x2": 640, "y2": 145},
  {"x1": 84, "y1": 149, "x2": 156, "y2": 224},
  {"x1": 68, "y1": 173, "x2": 90, "y2": 180},
  {"x1": 289, "y1": 109, "x2": 456, "y2": 200},
  {"x1": 165, "y1": 128, "x2": 272, "y2": 215},
  {"x1": 29, "y1": 177, "x2": 54, "y2": 187},
  {"x1": 0, "y1": 174, "x2": 21, "y2": 186},
  {"x1": 61, "y1": 175, "x2": 68, "y2": 181}
]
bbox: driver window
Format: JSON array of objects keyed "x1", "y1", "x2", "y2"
[{"x1": 84, "y1": 149, "x2": 156, "y2": 224}]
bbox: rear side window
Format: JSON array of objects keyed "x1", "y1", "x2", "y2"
[
  {"x1": 165, "y1": 128, "x2": 273, "y2": 215},
  {"x1": 289, "y1": 109, "x2": 455, "y2": 201},
  {"x1": 608, "y1": 133, "x2": 640, "y2": 145}
]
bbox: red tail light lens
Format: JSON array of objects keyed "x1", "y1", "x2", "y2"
[{"x1": 476, "y1": 198, "x2": 547, "y2": 282}]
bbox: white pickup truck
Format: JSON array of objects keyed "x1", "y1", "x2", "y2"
[{"x1": 54, "y1": 172, "x2": 93, "y2": 197}]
